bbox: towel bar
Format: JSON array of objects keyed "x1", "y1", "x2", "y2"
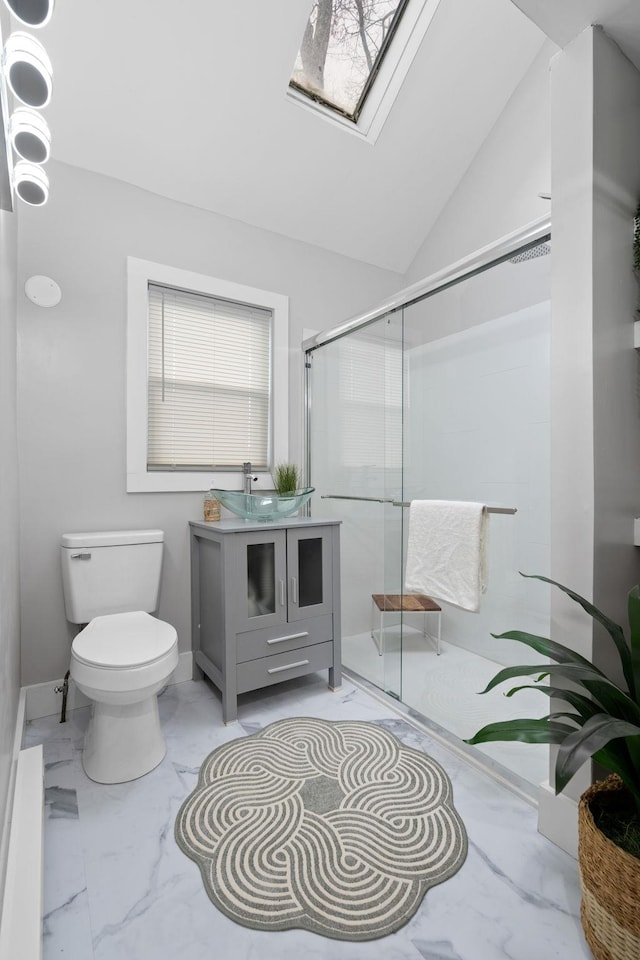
[{"x1": 321, "y1": 495, "x2": 516, "y2": 515}]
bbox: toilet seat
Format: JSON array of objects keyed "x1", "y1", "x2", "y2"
[{"x1": 72, "y1": 611, "x2": 177, "y2": 669}]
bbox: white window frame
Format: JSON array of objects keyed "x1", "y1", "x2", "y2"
[
  {"x1": 286, "y1": 0, "x2": 442, "y2": 144},
  {"x1": 126, "y1": 257, "x2": 289, "y2": 493}
]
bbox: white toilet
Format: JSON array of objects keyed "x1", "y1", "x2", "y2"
[{"x1": 60, "y1": 529, "x2": 179, "y2": 784}]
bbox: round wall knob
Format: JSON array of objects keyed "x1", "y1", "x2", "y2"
[{"x1": 25, "y1": 274, "x2": 61, "y2": 307}]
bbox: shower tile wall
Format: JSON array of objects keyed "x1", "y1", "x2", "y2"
[{"x1": 404, "y1": 300, "x2": 551, "y2": 667}]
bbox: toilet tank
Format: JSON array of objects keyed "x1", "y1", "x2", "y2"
[{"x1": 60, "y1": 529, "x2": 165, "y2": 624}]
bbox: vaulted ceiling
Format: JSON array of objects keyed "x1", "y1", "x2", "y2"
[
  {"x1": 26, "y1": 0, "x2": 640, "y2": 273},
  {"x1": 36, "y1": 0, "x2": 549, "y2": 273},
  {"x1": 512, "y1": 0, "x2": 640, "y2": 72}
]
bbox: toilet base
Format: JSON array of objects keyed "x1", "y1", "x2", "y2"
[{"x1": 82, "y1": 694, "x2": 166, "y2": 784}]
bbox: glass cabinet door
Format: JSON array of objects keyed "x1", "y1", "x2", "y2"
[
  {"x1": 233, "y1": 530, "x2": 287, "y2": 633},
  {"x1": 287, "y1": 527, "x2": 333, "y2": 621}
]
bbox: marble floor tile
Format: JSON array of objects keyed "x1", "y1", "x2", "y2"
[
  {"x1": 28, "y1": 675, "x2": 592, "y2": 960},
  {"x1": 343, "y1": 629, "x2": 548, "y2": 786}
]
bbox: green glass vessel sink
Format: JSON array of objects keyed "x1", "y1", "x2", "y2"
[{"x1": 211, "y1": 487, "x2": 315, "y2": 521}]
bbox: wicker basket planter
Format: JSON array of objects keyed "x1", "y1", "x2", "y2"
[{"x1": 578, "y1": 776, "x2": 640, "y2": 960}]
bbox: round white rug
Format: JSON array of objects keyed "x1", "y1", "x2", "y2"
[{"x1": 175, "y1": 717, "x2": 467, "y2": 941}]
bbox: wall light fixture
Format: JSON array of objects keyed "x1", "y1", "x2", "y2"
[
  {"x1": 9, "y1": 105, "x2": 49, "y2": 161},
  {"x1": 13, "y1": 157, "x2": 48, "y2": 204},
  {"x1": 2, "y1": 0, "x2": 54, "y2": 28},
  {"x1": 3, "y1": 31, "x2": 52, "y2": 108},
  {"x1": 0, "y1": 0, "x2": 55, "y2": 208}
]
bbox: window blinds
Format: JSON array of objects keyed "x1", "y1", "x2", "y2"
[
  {"x1": 147, "y1": 283, "x2": 272, "y2": 470},
  {"x1": 338, "y1": 335, "x2": 403, "y2": 469}
]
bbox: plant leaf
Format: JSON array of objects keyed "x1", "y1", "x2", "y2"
[
  {"x1": 464, "y1": 719, "x2": 576, "y2": 747},
  {"x1": 488, "y1": 622, "x2": 638, "y2": 720},
  {"x1": 628, "y1": 586, "x2": 640, "y2": 706},
  {"x1": 522, "y1": 573, "x2": 635, "y2": 699},
  {"x1": 555, "y1": 713, "x2": 640, "y2": 793},
  {"x1": 504, "y1": 684, "x2": 601, "y2": 722},
  {"x1": 490, "y1": 628, "x2": 601, "y2": 672},
  {"x1": 480, "y1": 663, "x2": 640, "y2": 724},
  {"x1": 547, "y1": 711, "x2": 581, "y2": 725}
]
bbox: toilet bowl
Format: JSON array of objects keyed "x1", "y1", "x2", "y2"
[
  {"x1": 61, "y1": 528, "x2": 179, "y2": 784},
  {"x1": 70, "y1": 610, "x2": 178, "y2": 783}
]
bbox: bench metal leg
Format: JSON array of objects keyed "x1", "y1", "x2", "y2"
[
  {"x1": 371, "y1": 597, "x2": 384, "y2": 656},
  {"x1": 422, "y1": 608, "x2": 441, "y2": 655}
]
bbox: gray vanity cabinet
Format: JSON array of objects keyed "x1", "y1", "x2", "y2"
[{"x1": 189, "y1": 517, "x2": 341, "y2": 724}]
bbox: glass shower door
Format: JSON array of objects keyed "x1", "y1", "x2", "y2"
[
  {"x1": 306, "y1": 233, "x2": 552, "y2": 790},
  {"x1": 306, "y1": 310, "x2": 405, "y2": 700}
]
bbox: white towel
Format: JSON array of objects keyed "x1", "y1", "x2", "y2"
[{"x1": 404, "y1": 500, "x2": 487, "y2": 613}]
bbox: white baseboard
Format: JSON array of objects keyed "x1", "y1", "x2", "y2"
[
  {"x1": 0, "y1": 688, "x2": 26, "y2": 912},
  {"x1": 537, "y1": 780, "x2": 579, "y2": 858},
  {"x1": 25, "y1": 676, "x2": 90, "y2": 722},
  {"x1": 0, "y1": 744, "x2": 44, "y2": 960},
  {"x1": 25, "y1": 650, "x2": 194, "y2": 721},
  {"x1": 169, "y1": 649, "x2": 194, "y2": 685}
]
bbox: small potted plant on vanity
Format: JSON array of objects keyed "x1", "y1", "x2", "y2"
[
  {"x1": 465, "y1": 574, "x2": 640, "y2": 960},
  {"x1": 272, "y1": 463, "x2": 301, "y2": 497}
]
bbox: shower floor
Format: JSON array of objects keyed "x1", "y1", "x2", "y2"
[{"x1": 342, "y1": 626, "x2": 548, "y2": 789}]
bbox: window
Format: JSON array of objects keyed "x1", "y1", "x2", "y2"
[
  {"x1": 127, "y1": 258, "x2": 289, "y2": 493},
  {"x1": 288, "y1": 0, "x2": 442, "y2": 142},
  {"x1": 290, "y1": 0, "x2": 410, "y2": 122}
]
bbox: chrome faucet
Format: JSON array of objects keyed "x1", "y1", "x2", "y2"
[{"x1": 243, "y1": 462, "x2": 258, "y2": 494}]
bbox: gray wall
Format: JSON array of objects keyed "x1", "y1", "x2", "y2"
[
  {"x1": 592, "y1": 28, "x2": 640, "y2": 650},
  {"x1": 549, "y1": 25, "x2": 640, "y2": 801},
  {"x1": 0, "y1": 203, "x2": 20, "y2": 905},
  {"x1": 16, "y1": 160, "x2": 403, "y2": 686},
  {"x1": 406, "y1": 40, "x2": 555, "y2": 281}
]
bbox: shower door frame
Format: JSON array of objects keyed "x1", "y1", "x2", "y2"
[
  {"x1": 302, "y1": 214, "x2": 551, "y2": 709},
  {"x1": 303, "y1": 212, "x2": 550, "y2": 494},
  {"x1": 302, "y1": 215, "x2": 551, "y2": 364}
]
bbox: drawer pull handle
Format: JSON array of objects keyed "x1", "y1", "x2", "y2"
[
  {"x1": 267, "y1": 659, "x2": 310, "y2": 675},
  {"x1": 267, "y1": 631, "x2": 309, "y2": 646}
]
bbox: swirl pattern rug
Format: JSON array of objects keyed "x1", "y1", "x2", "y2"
[{"x1": 175, "y1": 717, "x2": 467, "y2": 941}]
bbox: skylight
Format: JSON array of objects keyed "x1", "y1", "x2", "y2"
[{"x1": 290, "y1": 0, "x2": 411, "y2": 123}]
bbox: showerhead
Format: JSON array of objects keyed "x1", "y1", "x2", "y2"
[{"x1": 509, "y1": 242, "x2": 551, "y2": 264}]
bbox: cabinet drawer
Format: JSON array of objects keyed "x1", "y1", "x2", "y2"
[
  {"x1": 235, "y1": 615, "x2": 333, "y2": 664},
  {"x1": 236, "y1": 641, "x2": 333, "y2": 695}
]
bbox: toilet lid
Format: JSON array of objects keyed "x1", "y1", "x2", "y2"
[{"x1": 72, "y1": 611, "x2": 177, "y2": 668}]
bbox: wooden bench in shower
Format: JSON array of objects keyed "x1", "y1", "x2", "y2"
[{"x1": 371, "y1": 593, "x2": 441, "y2": 656}]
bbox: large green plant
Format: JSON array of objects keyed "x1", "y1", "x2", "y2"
[{"x1": 464, "y1": 574, "x2": 640, "y2": 813}]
